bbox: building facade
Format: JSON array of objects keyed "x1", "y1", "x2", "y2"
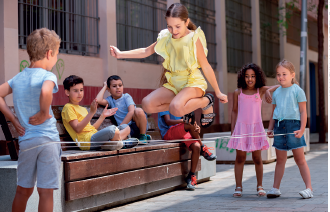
[{"x1": 0, "y1": 0, "x2": 328, "y2": 131}]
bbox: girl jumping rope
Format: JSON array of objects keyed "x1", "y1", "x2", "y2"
[
  {"x1": 227, "y1": 63, "x2": 279, "y2": 197},
  {"x1": 266, "y1": 59, "x2": 313, "y2": 199},
  {"x1": 109, "y1": 3, "x2": 228, "y2": 127}
]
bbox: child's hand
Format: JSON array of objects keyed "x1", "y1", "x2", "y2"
[
  {"x1": 217, "y1": 93, "x2": 228, "y2": 104},
  {"x1": 265, "y1": 90, "x2": 272, "y2": 104},
  {"x1": 102, "y1": 104, "x2": 117, "y2": 118},
  {"x1": 29, "y1": 111, "x2": 52, "y2": 125},
  {"x1": 193, "y1": 122, "x2": 200, "y2": 133},
  {"x1": 294, "y1": 129, "x2": 304, "y2": 138},
  {"x1": 103, "y1": 81, "x2": 107, "y2": 87},
  {"x1": 109, "y1": 46, "x2": 121, "y2": 59},
  {"x1": 13, "y1": 119, "x2": 25, "y2": 136},
  {"x1": 267, "y1": 130, "x2": 274, "y2": 138},
  {"x1": 90, "y1": 99, "x2": 98, "y2": 114}
]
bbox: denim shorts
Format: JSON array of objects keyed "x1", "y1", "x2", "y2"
[{"x1": 273, "y1": 119, "x2": 306, "y2": 151}]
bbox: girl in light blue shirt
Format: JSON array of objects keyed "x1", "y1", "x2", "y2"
[{"x1": 267, "y1": 60, "x2": 312, "y2": 199}]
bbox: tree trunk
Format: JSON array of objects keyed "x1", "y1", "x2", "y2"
[{"x1": 317, "y1": 0, "x2": 326, "y2": 143}]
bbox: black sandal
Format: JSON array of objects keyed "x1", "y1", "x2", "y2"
[
  {"x1": 183, "y1": 111, "x2": 195, "y2": 125},
  {"x1": 201, "y1": 93, "x2": 216, "y2": 128}
]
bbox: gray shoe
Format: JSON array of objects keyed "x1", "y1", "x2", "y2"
[
  {"x1": 101, "y1": 141, "x2": 123, "y2": 150},
  {"x1": 123, "y1": 138, "x2": 139, "y2": 149}
]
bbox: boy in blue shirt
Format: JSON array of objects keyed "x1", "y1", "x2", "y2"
[
  {"x1": 96, "y1": 75, "x2": 150, "y2": 141},
  {"x1": 158, "y1": 111, "x2": 216, "y2": 190},
  {"x1": 0, "y1": 28, "x2": 61, "y2": 212}
]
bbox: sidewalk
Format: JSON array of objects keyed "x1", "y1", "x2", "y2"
[{"x1": 102, "y1": 143, "x2": 328, "y2": 212}]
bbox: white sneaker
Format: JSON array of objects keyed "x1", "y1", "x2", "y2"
[
  {"x1": 299, "y1": 188, "x2": 313, "y2": 199},
  {"x1": 267, "y1": 188, "x2": 281, "y2": 198},
  {"x1": 101, "y1": 141, "x2": 124, "y2": 150}
]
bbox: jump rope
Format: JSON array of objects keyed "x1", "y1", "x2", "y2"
[{"x1": 19, "y1": 129, "x2": 297, "y2": 153}]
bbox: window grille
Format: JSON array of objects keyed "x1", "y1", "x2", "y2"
[
  {"x1": 18, "y1": 0, "x2": 99, "y2": 56},
  {"x1": 286, "y1": 6, "x2": 301, "y2": 46},
  {"x1": 259, "y1": 0, "x2": 280, "y2": 77},
  {"x1": 226, "y1": 0, "x2": 252, "y2": 74},
  {"x1": 116, "y1": 0, "x2": 167, "y2": 64},
  {"x1": 181, "y1": 0, "x2": 217, "y2": 69}
]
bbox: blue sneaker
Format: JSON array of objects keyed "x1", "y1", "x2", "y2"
[
  {"x1": 138, "y1": 134, "x2": 151, "y2": 144},
  {"x1": 185, "y1": 174, "x2": 197, "y2": 191}
]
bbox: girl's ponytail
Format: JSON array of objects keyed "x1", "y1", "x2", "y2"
[{"x1": 188, "y1": 20, "x2": 197, "y2": 30}]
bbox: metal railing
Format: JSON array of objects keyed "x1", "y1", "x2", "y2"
[
  {"x1": 18, "y1": 0, "x2": 99, "y2": 56},
  {"x1": 116, "y1": 0, "x2": 167, "y2": 64},
  {"x1": 181, "y1": 0, "x2": 217, "y2": 69},
  {"x1": 226, "y1": 0, "x2": 252, "y2": 74},
  {"x1": 260, "y1": 0, "x2": 280, "y2": 77}
]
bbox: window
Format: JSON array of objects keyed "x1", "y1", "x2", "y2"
[
  {"x1": 259, "y1": 0, "x2": 280, "y2": 77},
  {"x1": 226, "y1": 0, "x2": 252, "y2": 73},
  {"x1": 181, "y1": 0, "x2": 217, "y2": 69},
  {"x1": 286, "y1": 6, "x2": 301, "y2": 46},
  {"x1": 18, "y1": 0, "x2": 99, "y2": 56},
  {"x1": 116, "y1": 0, "x2": 167, "y2": 64},
  {"x1": 308, "y1": 19, "x2": 318, "y2": 52}
]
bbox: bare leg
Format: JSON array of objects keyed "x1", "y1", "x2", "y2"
[
  {"x1": 12, "y1": 186, "x2": 34, "y2": 212},
  {"x1": 169, "y1": 87, "x2": 210, "y2": 117},
  {"x1": 189, "y1": 142, "x2": 201, "y2": 173},
  {"x1": 184, "y1": 123, "x2": 202, "y2": 146},
  {"x1": 37, "y1": 188, "x2": 54, "y2": 212},
  {"x1": 235, "y1": 150, "x2": 246, "y2": 188},
  {"x1": 141, "y1": 87, "x2": 175, "y2": 114},
  {"x1": 273, "y1": 149, "x2": 287, "y2": 189},
  {"x1": 292, "y1": 148, "x2": 312, "y2": 190},
  {"x1": 252, "y1": 150, "x2": 265, "y2": 195},
  {"x1": 132, "y1": 108, "x2": 147, "y2": 134},
  {"x1": 111, "y1": 127, "x2": 130, "y2": 141}
]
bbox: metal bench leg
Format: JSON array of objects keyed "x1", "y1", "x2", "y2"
[{"x1": 0, "y1": 111, "x2": 18, "y2": 160}]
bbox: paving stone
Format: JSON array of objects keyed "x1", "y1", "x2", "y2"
[{"x1": 102, "y1": 150, "x2": 328, "y2": 212}]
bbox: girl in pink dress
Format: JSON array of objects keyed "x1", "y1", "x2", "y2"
[{"x1": 227, "y1": 63, "x2": 279, "y2": 197}]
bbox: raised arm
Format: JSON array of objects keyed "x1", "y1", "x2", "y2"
[
  {"x1": 0, "y1": 83, "x2": 25, "y2": 136},
  {"x1": 231, "y1": 90, "x2": 239, "y2": 135},
  {"x1": 196, "y1": 38, "x2": 228, "y2": 103},
  {"x1": 69, "y1": 99, "x2": 98, "y2": 133},
  {"x1": 29, "y1": 80, "x2": 55, "y2": 125},
  {"x1": 260, "y1": 85, "x2": 280, "y2": 103},
  {"x1": 110, "y1": 42, "x2": 157, "y2": 59},
  {"x1": 96, "y1": 81, "x2": 110, "y2": 106}
]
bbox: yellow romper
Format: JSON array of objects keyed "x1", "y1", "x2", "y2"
[{"x1": 154, "y1": 27, "x2": 208, "y2": 95}]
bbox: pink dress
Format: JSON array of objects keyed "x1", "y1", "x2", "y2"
[{"x1": 227, "y1": 88, "x2": 269, "y2": 152}]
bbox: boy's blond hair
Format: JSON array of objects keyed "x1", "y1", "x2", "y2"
[
  {"x1": 275, "y1": 59, "x2": 299, "y2": 85},
  {"x1": 26, "y1": 28, "x2": 61, "y2": 63}
]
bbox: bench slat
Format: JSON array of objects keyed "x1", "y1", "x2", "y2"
[
  {"x1": 65, "y1": 159, "x2": 201, "y2": 201},
  {"x1": 61, "y1": 142, "x2": 182, "y2": 161},
  {"x1": 64, "y1": 146, "x2": 191, "y2": 182}
]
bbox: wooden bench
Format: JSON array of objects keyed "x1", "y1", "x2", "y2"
[{"x1": 0, "y1": 105, "x2": 213, "y2": 211}]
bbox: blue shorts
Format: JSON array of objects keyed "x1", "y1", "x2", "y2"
[
  {"x1": 273, "y1": 120, "x2": 306, "y2": 151},
  {"x1": 129, "y1": 121, "x2": 140, "y2": 138}
]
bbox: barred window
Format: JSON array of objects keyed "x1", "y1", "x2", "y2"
[
  {"x1": 259, "y1": 0, "x2": 280, "y2": 77},
  {"x1": 286, "y1": 7, "x2": 301, "y2": 46},
  {"x1": 308, "y1": 19, "x2": 318, "y2": 52},
  {"x1": 18, "y1": 0, "x2": 99, "y2": 56},
  {"x1": 181, "y1": 0, "x2": 217, "y2": 69},
  {"x1": 226, "y1": 0, "x2": 252, "y2": 73},
  {"x1": 116, "y1": 0, "x2": 167, "y2": 64}
]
